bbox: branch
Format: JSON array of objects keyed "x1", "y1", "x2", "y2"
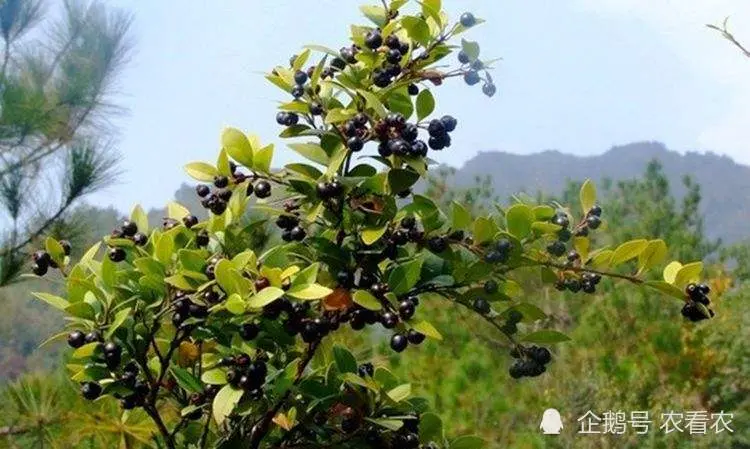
[
  {"x1": 707, "y1": 19, "x2": 750, "y2": 58},
  {"x1": 0, "y1": 197, "x2": 74, "y2": 257}
]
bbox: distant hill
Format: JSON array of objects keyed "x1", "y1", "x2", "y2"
[
  {"x1": 149, "y1": 141, "x2": 749, "y2": 243},
  {"x1": 446, "y1": 141, "x2": 750, "y2": 243}
]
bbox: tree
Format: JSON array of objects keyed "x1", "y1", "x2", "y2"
[
  {"x1": 0, "y1": 0, "x2": 133, "y2": 285},
  {"x1": 29, "y1": 2, "x2": 715, "y2": 448}
]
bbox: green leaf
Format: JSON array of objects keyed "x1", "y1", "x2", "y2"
[
  {"x1": 247, "y1": 287, "x2": 285, "y2": 309},
  {"x1": 222, "y1": 127, "x2": 254, "y2": 168},
  {"x1": 388, "y1": 168, "x2": 420, "y2": 194},
  {"x1": 185, "y1": 162, "x2": 218, "y2": 181},
  {"x1": 360, "y1": 4, "x2": 387, "y2": 26},
  {"x1": 225, "y1": 293, "x2": 246, "y2": 315},
  {"x1": 167, "y1": 202, "x2": 190, "y2": 220},
  {"x1": 254, "y1": 144, "x2": 274, "y2": 173},
  {"x1": 451, "y1": 435, "x2": 485, "y2": 449},
  {"x1": 387, "y1": 383, "x2": 412, "y2": 402},
  {"x1": 610, "y1": 239, "x2": 648, "y2": 267},
  {"x1": 416, "y1": 89, "x2": 435, "y2": 121},
  {"x1": 72, "y1": 342, "x2": 100, "y2": 359},
  {"x1": 106, "y1": 308, "x2": 131, "y2": 339},
  {"x1": 644, "y1": 280, "x2": 685, "y2": 300},
  {"x1": 213, "y1": 385, "x2": 244, "y2": 424},
  {"x1": 324, "y1": 108, "x2": 358, "y2": 124},
  {"x1": 388, "y1": 257, "x2": 424, "y2": 295},
  {"x1": 674, "y1": 262, "x2": 704, "y2": 289},
  {"x1": 31, "y1": 292, "x2": 69, "y2": 311},
  {"x1": 663, "y1": 261, "x2": 683, "y2": 284},
  {"x1": 45, "y1": 237, "x2": 65, "y2": 266},
  {"x1": 353, "y1": 290, "x2": 382, "y2": 310},
  {"x1": 214, "y1": 260, "x2": 238, "y2": 295},
  {"x1": 521, "y1": 330, "x2": 571, "y2": 344},
  {"x1": 201, "y1": 368, "x2": 228, "y2": 385},
  {"x1": 362, "y1": 224, "x2": 389, "y2": 245},
  {"x1": 638, "y1": 239, "x2": 668, "y2": 273},
  {"x1": 452, "y1": 201, "x2": 472, "y2": 230},
  {"x1": 171, "y1": 366, "x2": 203, "y2": 394},
  {"x1": 401, "y1": 16, "x2": 431, "y2": 46},
  {"x1": 359, "y1": 90, "x2": 387, "y2": 117},
  {"x1": 130, "y1": 205, "x2": 149, "y2": 234},
  {"x1": 460, "y1": 38, "x2": 480, "y2": 61},
  {"x1": 292, "y1": 263, "x2": 320, "y2": 287},
  {"x1": 288, "y1": 143, "x2": 329, "y2": 165},
  {"x1": 386, "y1": 90, "x2": 414, "y2": 119},
  {"x1": 155, "y1": 233, "x2": 174, "y2": 265},
  {"x1": 574, "y1": 237, "x2": 590, "y2": 261},
  {"x1": 366, "y1": 418, "x2": 404, "y2": 431},
  {"x1": 410, "y1": 320, "x2": 442, "y2": 340},
  {"x1": 531, "y1": 221, "x2": 561, "y2": 234},
  {"x1": 472, "y1": 217, "x2": 495, "y2": 244},
  {"x1": 421, "y1": 0, "x2": 442, "y2": 24},
  {"x1": 505, "y1": 204, "x2": 534, "y2": 239},
  {"x1": 333, "y1": 346, "x2": 358, "y2": 374},
  {"x1": 164, "y1": 274, "x2": 194, "y2": 291},
  {"x1": 292, "y1": 48, "x2": 311, "y2": 70},
  {"x1": 419, "y1": 412, "x2": 443, "y2": 443},
  {"x1": 287, "y1": 284, "x2": 333, "y2": 300},
  {"x1": 579, "y1": 179, "x2": 596, "y2": 214},
  {"x1": 589, "y1": 249, "x2": 613, "y2": 269},
  {"x1": 286, "y1": 163, "x2": 323, "y2": 179}
]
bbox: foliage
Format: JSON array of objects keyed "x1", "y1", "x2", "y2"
[
  {"x1": 26, "y1": 2, "x2": 715, "y2": 449},
  {"x1": 0, "y1": 0, "x2": 133, "y2": 285}
]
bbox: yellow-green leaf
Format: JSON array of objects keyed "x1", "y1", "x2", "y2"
[
  {"x1": 574, "y1": 237, "x2": 590, "y2": 262},
  {"x1": 352, "y1": 290, "x2": 382, "y2": 310},
  {"x1": 637, "y1": 239, "x2": 668, "y2": 273},
  {"x1": 222, "y1": 127, "x2": 254, "y2": 167},
  {"x1": 287, "y1": 284, "x2": 333, "y2": 300},
  {"x1": 130, "y1": 205, "x2": 149, "y2": 234},
  {"x1": 663, "y1": 261, "x2": 683, "y2": 284},
  {"x1": 247, "y1": 287, "x2": 285, "y2": 309},
  {"x1": 31, "y1": 292, "x2": 69, "y2": 311},
  {"x1": 674, "y1": 262, "x2": 703, "y2": 289},
  {"x1": 579, "y1": 179, "x2": 596, "y2": 213},
  {"x1": 410, "y1": 320, "x2": 442, "y2": 340},
  {"x1": 185, "y1": 162, "x2": 218, "y2": 182},
  {"x1": 213, "y1": 385, "x2": 243, "y2": 424},
  {"x1": 387, "y1": 383, "x2": 411, "y2": 402},
  {"x1": 362, "y1": 224, "x2": 388, "y2": 245},
  {"x1": 451, "y1": 201, "x2": 471, "y2": 230},
  {"x1": 225, "y1": 293, "x2": 246, "y2": 315},
  {"x1": 644, "y1": 280, "x2": 685, "y2": 300},
  {"x1": 166, "y1": 202, "x2": 189, "y2": 220},
  {"x1": 610, "y1": 239, "x2": 648, "y2": 267},
  {"x1": 254, "y1": 144, "x2": 274, "y2": 173},
  {"x1": 505, "y1": 204, "x2": 534, "y2": 239}
]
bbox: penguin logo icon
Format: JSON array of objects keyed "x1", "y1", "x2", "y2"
[{"x1": 540, "y1": 408, "x2": 563, "y2": 435}]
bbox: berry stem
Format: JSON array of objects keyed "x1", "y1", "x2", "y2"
[{"x1": 533, "y1": 258, "x2": 645, "y2": 285}]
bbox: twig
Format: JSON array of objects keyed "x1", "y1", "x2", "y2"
[{"x1": 707, "y1": 18, "x2": 750, "y2": 58}]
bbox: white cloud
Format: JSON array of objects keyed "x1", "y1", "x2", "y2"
[{"x1": 574, "y1": 0, "x2": 750, "y2": 164}]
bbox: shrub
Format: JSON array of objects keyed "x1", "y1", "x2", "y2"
[{"x1": 29, "y1": 2, "x2": 714, "y2": 448}]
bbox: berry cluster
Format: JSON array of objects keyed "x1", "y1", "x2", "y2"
[
  {"x1": 30, "y1": 240, "x2": 70, "y2": 276},
  {"x1": 682, "y1": 283, "x2": 714, "y2": 322},
  {"x1": 555, "y1": 272, "x2": 602, "y2": 294},
  {"x1": 485, "y1": 238, "x2": 513, "y2": 264},
  {"x1": 291, "y1": 67, "x2": 309, "y2": 99},
  {"x1": 370, "y1": 33, "x2": 410, "y2": 88},
  {"x1": 343, "y1": 113, "x2": 370, "y2": 152},
  {"x1": 276, "y1": 111, "x2": 299, "y2": 127},
  {"x1": 224, "y1": 354, "x2": 267, "y2": 398},
  {"x1": 115, "y1": 362, "x2": 151, "y2": 410},
  {"x1": 171, "y1": 291, "x2": 209, "y2": 327},
  {"x1": 275, "y1": 213, "x2": 307, "y2": 242},
  {"x1": 499, "y1": 309, "x2": 523, "y2": 335},
  {"x1": 373, "y1": 113, "x2": 424, "y2": 158},
  {"x1": 509, "y1": 345, "x2": 552, "y2": 379}
]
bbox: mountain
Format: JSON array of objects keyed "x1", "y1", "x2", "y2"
[{"x1": 446, "y1": 141, "x2": 750, "y2": 243}]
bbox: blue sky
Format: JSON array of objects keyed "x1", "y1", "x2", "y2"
[{"x1": 91, "y1": 0, "x2": 750, "y2": 212}]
